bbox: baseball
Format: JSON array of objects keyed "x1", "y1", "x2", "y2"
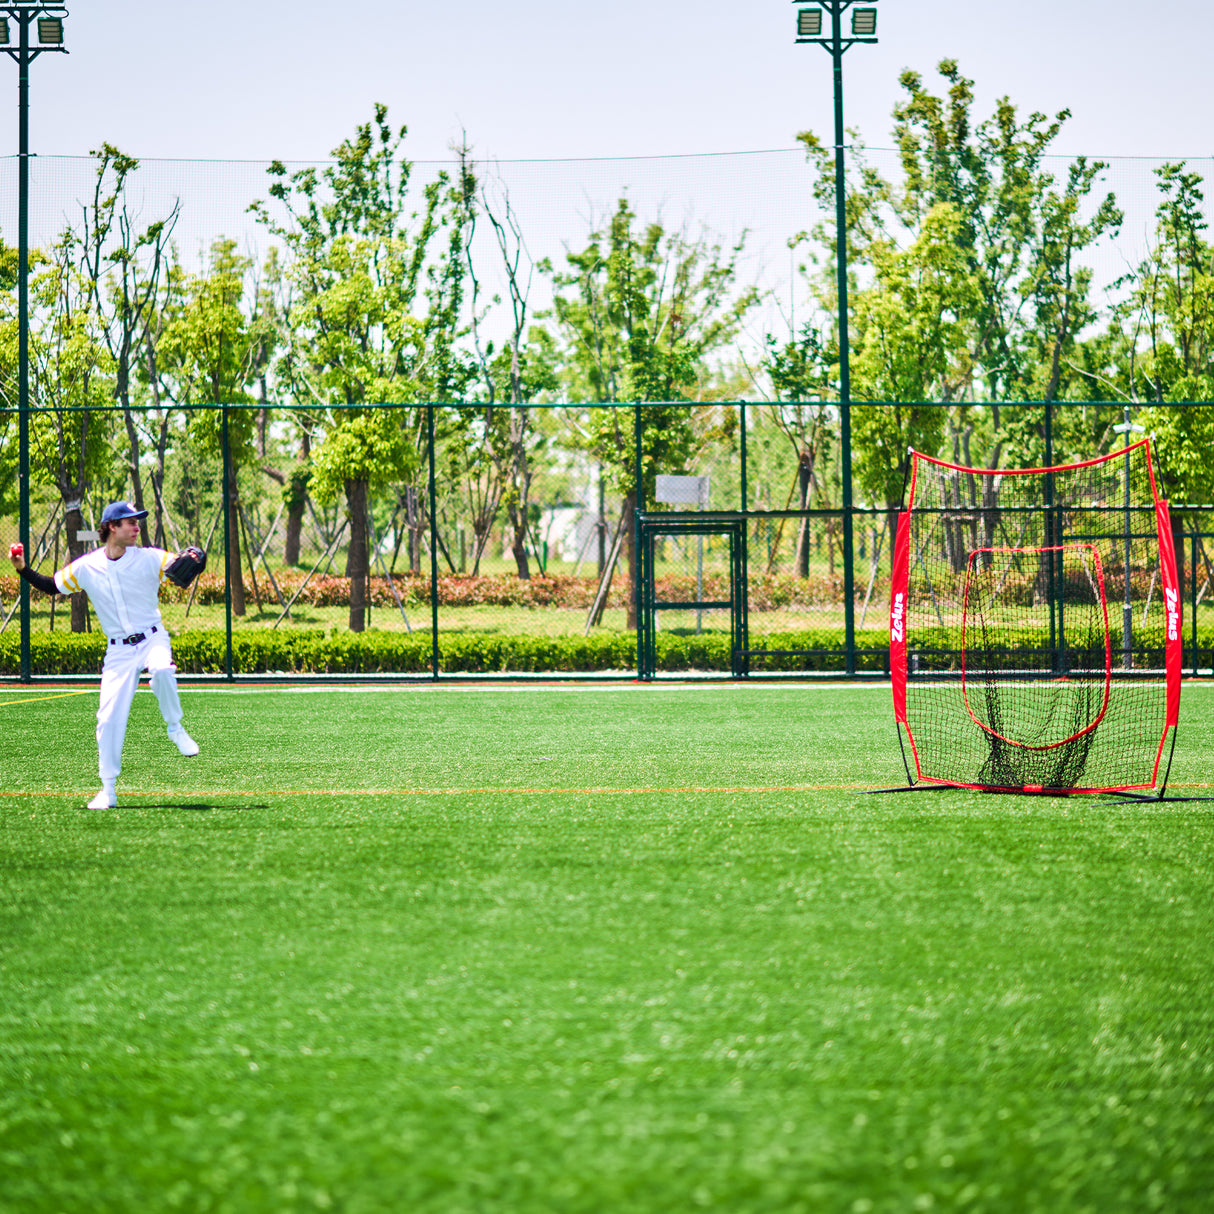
[{"x1": 8, "y1": 542, "x2": 22, "y2": 559}]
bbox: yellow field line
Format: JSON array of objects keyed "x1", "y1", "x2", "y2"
[{"x1": 0, "y1": 690, "x2": 94, "y2": 707}]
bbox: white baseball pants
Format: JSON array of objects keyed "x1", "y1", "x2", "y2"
[{"x1": 97, "y1": 631, "x2": 183, "y2": 784}]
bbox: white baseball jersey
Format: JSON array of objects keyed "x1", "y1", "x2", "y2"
[{"x1": 55, "y1": 546, "x2": 171, "y2": 640}]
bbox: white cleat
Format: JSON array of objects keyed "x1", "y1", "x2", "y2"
[
  {"x1": 168, "y1": 727, "x2": 200, "y2": 757},
  {"x1": 87, "y1": 789, "x2": 117, "y2": 810}
]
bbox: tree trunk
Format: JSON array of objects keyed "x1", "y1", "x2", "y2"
[
  {"x1": 227, "y1": 468, "x2": 247, "y2": 617},
  {"x1": 508, "y1": 408, "x2": 532, "y2": 578},
  {"x1": 407, "y1": 484, "x2": 427, "y2": 575},
  {"x1": 153, "y1": 410, "x2": 172, "y2": 545},
  {"x1": 63, "y1": 500, "x2": 90, "y2": 633},
  {"x1": 795, "y1": 447, "x2": 814, "y2": 578},
  {"x1": 121, "y1": 408, "x2": 151, "y2": 547},
  {"x1": 284, "y1": 469, "x2": 309, "y2": 566},
  {"x1": 886, "y1": 507, "x2": 901, "y2": 578},
  {"x1": 346, "y1": 478, "x2": 369, "y2": 632},
  {"x1": 623, "y1": 490, "x2": 637, "y2": 631},
  {"x1": 507, "y1": 502, "x2": 531, "y2": 580}
]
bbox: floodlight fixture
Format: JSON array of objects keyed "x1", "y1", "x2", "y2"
[
  {"x1": 36, "y1": 16, "x2": 61, "y2": 42},
  {"x1": 851, "y1": 8, "x2": 877, "y2": 37},
  {"x1": 0, "y1": 20, "x2": 8, "y2": 44},
  {"x1": 797, "y1": 9, "x2": 822, "y2": 37}
]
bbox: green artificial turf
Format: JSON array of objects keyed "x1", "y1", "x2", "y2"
[{"x1": 1, "y1": 683, "x2": 1212, "y2": 1212}]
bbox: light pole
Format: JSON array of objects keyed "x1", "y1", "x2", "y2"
[
  {"x1": 792, "y1": 0, "x2": 877, "y2": 675},
  {"x1": 1, "y1": 2, "x2": 67, "y2": 681}
]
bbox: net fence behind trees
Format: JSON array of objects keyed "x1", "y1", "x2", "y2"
[{"x1": 3, "y1": 400, "x2": 1214, "y2": 680}]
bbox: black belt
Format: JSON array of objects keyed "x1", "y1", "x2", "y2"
[{"x1": 109, "y1": 625, "x2": 159, "y2": 647}]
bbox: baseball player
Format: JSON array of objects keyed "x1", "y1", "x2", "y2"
[{"x1": 9, "y1": 500, "x2": 202, "y2": 810}]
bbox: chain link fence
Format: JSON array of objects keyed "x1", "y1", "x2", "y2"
[{"x1": 4, "y1": 399, "x2": 1214, "y2": 680}]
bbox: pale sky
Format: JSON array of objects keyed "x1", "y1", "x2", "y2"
[
  {"x1": 12, "y1": 0, "x2": 1214, "y2": 164},
  {"x1": 1, "y1": 0, "x2": 1206, "y2": 357}
]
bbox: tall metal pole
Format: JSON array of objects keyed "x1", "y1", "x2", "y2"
[
  {"x1": 1122, "y1": 406, "x2": 1132, "y2": 670},
  {"x1": 16, "y1": 12, "x2": 30, "y2": 681},
  {"x1": 1114, "y1": 407, "x2": 1145, "y2": 670},
  {"x1": 828, "y1": 4, "x2": 857, "y2": 676},
  {"x1": 4, "y1": 4, "x2": 68, "y2": 682},
  {"x1": 738, "y1": 401, "x2": 747, "y2": 510},
  {"x1": 427, "y1": 403, "x2": 439, "y2": 680},
  {"x1": 221, "y1": 405, "x2": 234, "y2": 680},
  {"x1": 796, "y1": 1, "x2": 873, "y2": 676},
  {"x1": 634, "y1": 404, "x2": 645, "y2": 678}
]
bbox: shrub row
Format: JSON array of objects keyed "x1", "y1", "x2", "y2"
[
  {"x1": 1, "y1": 627, "x2": 895, "y2": 676},
  {"x1": 0, "y1": 564, "x2": 1191, "y2": 613},
  {"x1": 4, "y1": 624, "x2": 1209, "y2": 677}
]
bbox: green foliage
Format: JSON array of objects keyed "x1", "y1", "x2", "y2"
[
  {"x1": 1112, "y1": 164, "x2": 1213, "y2": 403},
  {"x1": 851, "y1": 203, "x2": 984, "y2": 403},
  {"x1": 851, "y1": 402, "x2": 944, "y2": 509},
  {"x1": 20, "y1": 239, "x2": 117, "y2": 500},
  {"x1": 251, "y1": 105, "x2": 476, "y2": 623},
  {"x1": 541, "y1": 198, "x2": 757, "y2": 498},
  {"x1": 1136, "y1": 403, "x2": 1214, "y2": 503},
  {"x1": 158, "y1": 240, "x2": 262, "y2": 408},
  {"x1": 308, "y1": 407, "x2": 418, "y2": 504},
  {"x1": 15, "y1": 613, "x2": 1209, "y2": 676},
  {"x1": 544, "y1": 198, "x2": 757, "y2": 404},
  {"x1": 1104, "y1": 164, "x2": 1214, "y2": 501},
  {"x1": 0, "y1": 626, "x2": 893, "y2": 676},
  {"x1": 788, "y1": 59, "x2": 1126, "y2": 492},
  {"x1": 79, "y1": 144, "x2": 180, "y2": 404},
  {"x1": 252, "y1": 104, "x2": 474, "y2": 497}
]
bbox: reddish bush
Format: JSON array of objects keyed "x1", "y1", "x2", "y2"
[{"x1": 3, "y1": 567, "x2": 881, "y2": 613}]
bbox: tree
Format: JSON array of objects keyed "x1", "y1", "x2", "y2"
[
  {"x1": 760, "y1": 323, "x2": 838, "y2": 575},
  {"x1": 22, "y1": 237, "x2": 115, "y2": 630},
  {"x1": 792, "y1": 61, "x2": 1123, "y2": 485},
  {"x1": 0, "y1": 233, "x2": 22, "y2": 516},
  {"x1": 252, "y1": 105, "x2": 474, "y2": 629},
  {"x1": 77, "y1": 144, "x2": 180, "y2": 546},
  {"x1": 1105, "y1": 160, "x2": 1214, "y2": 571},
  {"x1": 461, "y1": 154, "x2": 557, "y2": 578},
  {"x1": 540, "y1": 198, "x2": 759, "y2": 626},
  {"x1": 156, "y1": 239, "x2": 272, "y2": 616}
]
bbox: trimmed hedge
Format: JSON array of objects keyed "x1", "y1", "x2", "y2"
[
  {"x1": 1, "y1": 627, "x2": 887, "y2": 676},
  {"x1": 3, "y1": 625, "x2": 1209, "y2": 677}
]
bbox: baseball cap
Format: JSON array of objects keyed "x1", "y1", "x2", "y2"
[{"x1": 100, "y1": 500, "x2": 149, "y2": 524}]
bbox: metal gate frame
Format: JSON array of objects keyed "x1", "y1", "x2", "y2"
[{"x1": 636, "y1": 514, "x2": 748, "y2": 679}]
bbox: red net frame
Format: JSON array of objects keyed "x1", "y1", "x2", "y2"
[{"x1": 890, "y1": 439, "x2": 1181, "y2": 794}]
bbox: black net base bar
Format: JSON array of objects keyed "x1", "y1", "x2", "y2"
[{"x1": 889, "y1": 440, "x2": 1182, "y2": 795}]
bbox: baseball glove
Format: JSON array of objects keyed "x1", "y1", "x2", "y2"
[{"x1": 165, "y1": 544, "x2": 207, "y2": 588}]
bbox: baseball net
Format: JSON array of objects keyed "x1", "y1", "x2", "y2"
[{"x1": 890, "y1": 439, "x2": 1181, "y2": 794}]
